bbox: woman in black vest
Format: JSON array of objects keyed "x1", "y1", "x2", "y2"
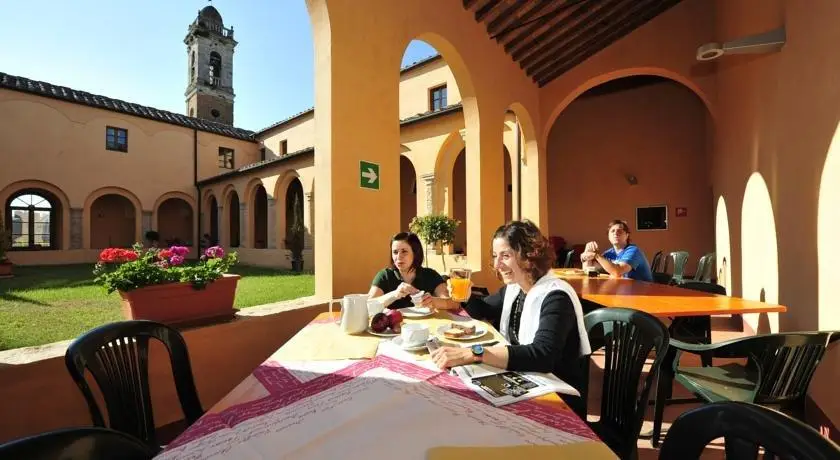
[{"x1": 367, "y1": 232, "x2": 461, "y2": 311}]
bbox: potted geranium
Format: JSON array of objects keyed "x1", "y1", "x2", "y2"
[
  {"x1": 409, "y1": 214, "x2": 460, "y2": 271},
  {"x1": 93, "y1": 243, "x2": 239, "y2": 324},
  {"x1": 0, "y1": 215, "x2": 12, "y2": 279}
]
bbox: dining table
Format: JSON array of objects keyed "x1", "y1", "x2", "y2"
[
  {"x1": 553, "y1": 269, "x2": 788, "y2": 317},
  {"x1": 155, "y1": 309, "x2": 618, "y2": 459}
]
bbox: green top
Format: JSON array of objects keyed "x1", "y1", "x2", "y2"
[{"x1": 371, "y1": 267, "x2": 445, "y2": 309}]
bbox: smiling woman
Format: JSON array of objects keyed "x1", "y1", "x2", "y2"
[{"x1": 430, "y1": 220, "x2": 591, "y2": 414}]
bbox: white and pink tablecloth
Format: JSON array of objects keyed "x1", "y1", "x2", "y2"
[{"x1": 155, "y1": 312, "x2": 616, "y2": 459}]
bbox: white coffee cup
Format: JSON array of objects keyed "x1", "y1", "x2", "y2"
[
  {"x1": 410, "y1": 291, "x2": 425, "y2": 306},
  {"x1": 367, "y1": 298, "x2": 385, "y2": 316},
  {"x1": 400, "y1": 323, "x2": 430, "y2": 347}
]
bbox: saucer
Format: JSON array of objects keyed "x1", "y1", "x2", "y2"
[
  {"x1": 366, "y1": 326, "x2": 399, "y2": 337},
  {"x1": 392, "y1": 336, "x2": 428, "y2": 351},
  {"x1": 398, "y1": 306, "x2": 434, "y2": 318}
]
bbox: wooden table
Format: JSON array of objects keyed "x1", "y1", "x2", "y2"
[
  {"x1": 156, "y1": 311, "x2": 617, "y2": 459},
  {"x1": 553, "y1": 270, "x2": 788, "y2": 317}
]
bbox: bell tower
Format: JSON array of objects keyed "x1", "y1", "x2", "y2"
[{"x1": 184, "y1": 5, "x2": 237, "y2": 125}]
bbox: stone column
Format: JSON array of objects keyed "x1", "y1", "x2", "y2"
[
  {"x1": 238, "y1": 203, "x2": 248, "y2": 248},
  {"x1": 420, "y1": 173, "x2": 435, "y2": 215},
  {"x1": 304, "y1": 192, "x2": 314, "y2": 249},
  {"x1": 267, "y1": 198, "x2": 277, "y2": 248},
  {"x1": 142, "y1": 211, "x2": 153, "y2": 239},
  {"x1": 70, "y1": 208, "x2": 83, "y2": 249}
]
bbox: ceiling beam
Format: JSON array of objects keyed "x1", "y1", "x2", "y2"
[
  {"x1": 503, "y1": 2, "x2": 572, "y2": 53},
  {"x1": 513, "y1": 0, "x2": 624, "y2": 64},
  {"x1": 537, "y1": 0, "x2": 683, "y2": 85},
  {"x1": 463, "y1": 0, "x2": 481, "y2": 10},
  {"x1": 523, "y1": 0, "x2": 640, "y2": 73},
  {"x1": 475, "y1": 0, "x2": 503, "y2": 22},
  {"x1": 487, "y1": 0, "x2": 531, "y2": 37}
]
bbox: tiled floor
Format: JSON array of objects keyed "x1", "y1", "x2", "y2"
[{"x1": 585, "y1": 316, "x2": 745, "y2": 459}]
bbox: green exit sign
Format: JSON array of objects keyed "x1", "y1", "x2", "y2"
[{"x1": 359, "y1": 161, "x2": 380, "y2": 190}]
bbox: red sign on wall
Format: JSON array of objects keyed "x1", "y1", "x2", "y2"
[{"x1": 675, "y1": 207, "x2": 688, "y2": 217}]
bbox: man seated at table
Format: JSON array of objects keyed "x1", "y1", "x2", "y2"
[{"x1": 580, "y1": 219, "x2": 653, "y2": 282}]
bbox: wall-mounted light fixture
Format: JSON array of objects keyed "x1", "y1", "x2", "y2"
[{"x1": 696, "y1": 27, "x2": 785, "y2": 61}]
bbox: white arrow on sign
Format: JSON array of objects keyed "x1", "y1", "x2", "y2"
[{"x1": 362, "y1": 167, "x2": 378, "y2": 184}]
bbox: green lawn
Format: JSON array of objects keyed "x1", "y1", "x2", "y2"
[{"x1": 0, "y1": 264, "x2": 314, "y2": 351}]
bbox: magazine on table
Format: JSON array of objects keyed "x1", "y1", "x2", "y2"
[{"x1": 427, "y1": 338, "x2": 579, "y2": 407}]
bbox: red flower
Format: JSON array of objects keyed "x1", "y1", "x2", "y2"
[{"x1": 98, "y1": 248, "x2": 138, "y2": 263}]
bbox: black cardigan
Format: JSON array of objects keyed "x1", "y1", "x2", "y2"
[{"x1": 463, "y1": 285, "x2": 584, "y2": 393}]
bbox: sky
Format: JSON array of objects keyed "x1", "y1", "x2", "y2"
[{"x1": 0, "y1": 0, "x2": 438, "y2": 132}]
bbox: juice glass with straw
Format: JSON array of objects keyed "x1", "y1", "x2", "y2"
[{"x1": 449, "y1": 268, "x2": 472, "y2": 302}]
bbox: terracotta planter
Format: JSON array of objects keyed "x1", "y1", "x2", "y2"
[
  {"x1": 119, "y1": 274, "x2": 240, "y2": 325},
  {"x1": 0, "y1": 261, "x2": 12, "y2": 279}
]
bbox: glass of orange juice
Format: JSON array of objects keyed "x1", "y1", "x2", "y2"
[{"x1": 449, "y1": 268, "x2": 472, "y2": 302}]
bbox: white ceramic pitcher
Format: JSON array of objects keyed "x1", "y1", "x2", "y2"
[{"x1": 329, "y1": 294, "x2": 369, "y2": 334}]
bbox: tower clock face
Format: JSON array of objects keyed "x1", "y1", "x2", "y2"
[{"x1": 211, "y1": 109, "x2": 220, "y2": 118}]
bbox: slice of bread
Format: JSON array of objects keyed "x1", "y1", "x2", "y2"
[
  {"x1": 450, "y1": 322, "x2": 476, "y2": 335},
  {"x1": 443, "y1": 328, "x2": 465, "y2": 339}
]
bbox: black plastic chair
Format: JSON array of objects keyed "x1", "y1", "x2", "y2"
[
  {"x1": 667, "y1": 282, "x2": 727, "y2": 367},
  {"x1": 581, "y1": 307, "x2": 670, "y2": 460},
  {"x1": 65, "y1": 320, "x2": 205, "y2": 450},
  {"x1": 650, "y1": 251, "x2": 663, "y2": 273},
  {"x1": 0, "y1": 426, "x2": 157, "y2": 460},
  {"x1": 651, "y1": 331, "x2": 840, "y2": 447},
  {"x1": 659, "y1": 401, "x2": 840, "y2": 460}
]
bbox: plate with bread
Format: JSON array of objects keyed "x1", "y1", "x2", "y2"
[{"x1": 437, "y1": 322, "x2": 488, "y2": 341}]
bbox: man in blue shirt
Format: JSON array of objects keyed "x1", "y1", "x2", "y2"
[{"x1": 580, "y1": 219, "x2": 654, "y2": 282}]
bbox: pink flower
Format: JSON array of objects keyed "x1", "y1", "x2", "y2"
[
  {"x1": 169, "y1": 255, "x2": 185, "y2": 266},
  {"x1": 170, "y1": 246, "x2": 190, "y2": 257},
  {"x1": 205, "y1": 246, "x2": 225, "y2": 259}
]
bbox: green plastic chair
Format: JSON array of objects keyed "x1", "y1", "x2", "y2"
[
  {"x1": 651, "y1": 331, "x2": 840, "y2": 447},
  {"x1": 689, "y1": 252, "x2": 715, "y2": 283},
  {"x1": 662, "y1": 251, "x2": 689, "y2": 283},
  {"x1": 659, "y1": 402, "x2": 840, "y2": 460},
  {"x1": 581, "y1": 308, "x2": 670, "y2": 460}
]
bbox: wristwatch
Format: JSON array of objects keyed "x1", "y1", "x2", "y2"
[{"x1": 470, "y1": 344, "x2": 484, "y2": 363}]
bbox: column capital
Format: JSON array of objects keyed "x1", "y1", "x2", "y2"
[
  {"x1": 420, "y1": 172, "x2": 435, "y2": 183},
  {"x1": 458, "y1": 129, "x2": 466, "y2": 141}
]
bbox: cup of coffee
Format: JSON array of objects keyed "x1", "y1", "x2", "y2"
[
  {"x1": 410, "y1": 291, "x2": 426, "y2": 306},
  {"x1": 401, "y1": 323, "x2": 430, "y2": 347}
]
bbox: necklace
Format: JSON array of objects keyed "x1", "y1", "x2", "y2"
[{"x1": 508, "y1": 291, "x2": 526, "y2": 345}]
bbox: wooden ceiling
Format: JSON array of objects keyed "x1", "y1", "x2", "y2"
[{"x1": 462, "y1": 0, "x2": 685, "y2": 87}]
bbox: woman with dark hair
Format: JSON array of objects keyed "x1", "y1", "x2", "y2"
[
  {"x1": 430, "y1": 220, "x2": 591, "y2": 396},
  {"x1": 368, "y1": 232, "x2": 462, "y2": 310}
]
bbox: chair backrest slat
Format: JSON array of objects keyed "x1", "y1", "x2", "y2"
[{"x1": 65, "y1": 320, "x2": 204, "y2": 448}]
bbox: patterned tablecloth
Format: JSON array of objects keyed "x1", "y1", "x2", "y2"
[{"x1": 155, "y1": 311, "x2": 616, "y2": 459}]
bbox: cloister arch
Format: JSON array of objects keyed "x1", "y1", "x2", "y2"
[{"x1": 83, "y1": 187, "x2": 142, "y2": 249}]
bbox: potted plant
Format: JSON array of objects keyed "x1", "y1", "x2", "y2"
[
  {"x1": 93, "y1": 243, "x2": 239, "y2": 325},
  {"x1": 285, "y1": 194, "x2": 305, "y2": 272},
  {"x1": 0, "y1": 215, "x2": 12, "y2": 279},
  {"x1": 409, "y1": 214, "x2": 460, "y2": 271}
]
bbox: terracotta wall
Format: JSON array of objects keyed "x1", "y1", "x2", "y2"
[
  {"x1": 546, "y1": 80, "x2": 713, "y2": 265},
  {"x1": 0, "y1": 304, "x2": 326, "y2": 444},
  {"x1": 709, "y1": 0, "x2": 840, "y2": 432}
]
